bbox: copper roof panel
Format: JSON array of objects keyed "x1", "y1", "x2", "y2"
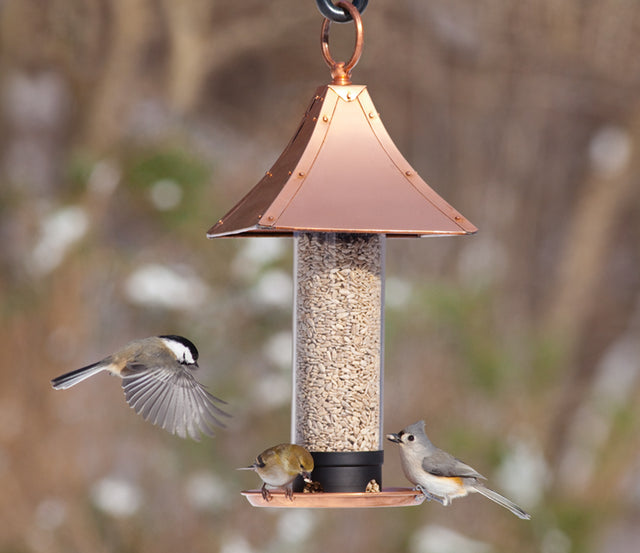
[{"x1": 207, "y1": 84, "x2": 476, "y2": 238}]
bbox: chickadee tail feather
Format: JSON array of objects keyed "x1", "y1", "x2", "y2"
[
  {"x1": 473, "y1": 486, "x2": 531, "y2": 520},
  {"x1": 51, "y1": 362, "x2": 107, "y2": 390}
]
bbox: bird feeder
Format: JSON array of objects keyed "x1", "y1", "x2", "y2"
[{"x1": 208, "y1": 1, "x2": 476, "y2": 508}]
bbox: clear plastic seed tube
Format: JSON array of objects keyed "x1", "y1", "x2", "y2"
[{"x1": 293, "y1": 232, "x2": 385, "y2": 452}]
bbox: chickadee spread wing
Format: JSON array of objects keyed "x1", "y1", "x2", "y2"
[{"x1": 121, "y1": 363, "x2": 229, "y2": 440}]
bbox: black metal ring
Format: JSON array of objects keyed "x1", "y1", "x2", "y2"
[{"x1": 315, "y1": 0, "x2": 368, "y2": 23}]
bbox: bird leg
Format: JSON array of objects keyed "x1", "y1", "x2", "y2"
[
  {"x1": 284, "y1": 484, "x2": 295, "y2": 501},
  {"x1": 261, "y1": 484, "x2": 273, "y2": 502},
  {"x1": 415, "y1": 485, "x2": 445, "y2": 505}
]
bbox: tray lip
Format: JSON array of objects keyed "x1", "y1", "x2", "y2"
[{"x1": 241, "y1": 487, "x2": 426, "y2": 508}]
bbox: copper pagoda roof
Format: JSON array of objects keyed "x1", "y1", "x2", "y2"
[{"x1": 207, "y1": 84, "x2": 476, "y2": 238}]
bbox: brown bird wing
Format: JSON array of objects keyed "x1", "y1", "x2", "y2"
[{"x1": 121, "y1": 364, "x2": 229, "y2": 440}]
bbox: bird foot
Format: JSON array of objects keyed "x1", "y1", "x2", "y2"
[
  {"x1": 261, "y1": 485, "x2": 273, "y2": 502},
  {"x1": 415, "y1": 485, "x2": 445, "y2": 505},
  {"x1": 284, "y1": 486, "x2": 294, "y2": 501}
]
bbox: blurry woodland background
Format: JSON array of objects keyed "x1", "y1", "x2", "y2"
[{"x1": 1, "y1": 1, "x2": 639, "y2": 552}]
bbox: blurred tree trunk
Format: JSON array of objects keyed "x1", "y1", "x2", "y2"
[
  {"x1": 544, "y1": 105, "x2": 640, "y2": 468},
  {"x1": 162, "y1": 0, "x2": 212, "y2": 114},
  {"x1": 84, "y1": 0, "x2": 153, "y2": 151}
]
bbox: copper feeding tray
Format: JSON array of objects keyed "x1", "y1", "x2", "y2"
[{"x1": 241, "y1": 488, "x2": 426, "y2": 508}]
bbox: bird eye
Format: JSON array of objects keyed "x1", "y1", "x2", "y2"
[{"x1": 407, "y1": 435, "x2": 415, "y2": 442}]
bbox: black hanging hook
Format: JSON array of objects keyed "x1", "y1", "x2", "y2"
[{"x1": 315, "y1": 0, "x2": 368, "y2": 23}]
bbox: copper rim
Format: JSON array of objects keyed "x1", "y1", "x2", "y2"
[
  {"x1": 241, "y1": 488, "x2": 427, "y2": 508},
  {"x1": 321, "y1": 1, "x2": 364, "y2": 85}
]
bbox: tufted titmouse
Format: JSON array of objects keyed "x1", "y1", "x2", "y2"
[
  {"x1": 51, "y1": 335, "x2": 230, "y2": 440},
  {"x1": 238, "y1": 443, "x2": 314, "y2": 501},
  {"x1": 387, "y1": 420, "x2": 530, "y2": 519}
]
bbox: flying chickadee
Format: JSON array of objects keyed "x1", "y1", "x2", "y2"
[
  {"x1": 238, "y1": 443, "x2": 314, "y2": 501},
  {"x1": 51, "y1": 335, "x2": 230, "y2": 440},
  {"x1": 387, "y1": 421, "x2": 531, "y2": 520}
]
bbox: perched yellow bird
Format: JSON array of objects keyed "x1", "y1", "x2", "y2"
[{"x1": 239, "y1": 443, "x2": 314, "y2": 501}]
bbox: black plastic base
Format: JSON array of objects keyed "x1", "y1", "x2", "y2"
[{"x1": 294, "y1": 450, "x2": 383, "y2": 493}]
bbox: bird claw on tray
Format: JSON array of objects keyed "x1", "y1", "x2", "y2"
[
  {"x1": 415, "y1": 485, "x2": 444, "y2": 505},
  {"x1": 261, "y1": 485, "x2": 273, "y2": 502}
]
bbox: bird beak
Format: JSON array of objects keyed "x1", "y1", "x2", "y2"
[
  {"x1": 386, "y1": 433, "x2": 401, "y2": 443},
  {"x1": 301, "y1": 471, "x2": 313, "y2": 483}
]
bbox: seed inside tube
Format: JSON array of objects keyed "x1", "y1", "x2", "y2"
[{"x1": 293, "y1": 233, "x2": 384, "y2": 452}]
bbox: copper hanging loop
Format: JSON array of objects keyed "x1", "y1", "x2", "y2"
[{"x1": 321, "y1": 1, "x2": 364, "y2": 85}]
